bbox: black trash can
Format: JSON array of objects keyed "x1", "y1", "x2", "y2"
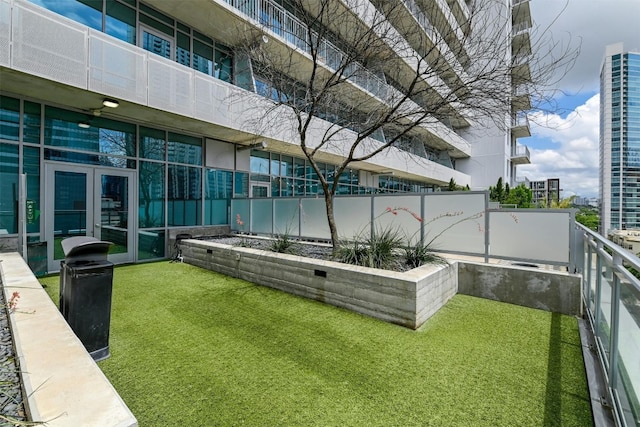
[{"x1": 59, "y1": 236, "x2": 114, "y2": 361}]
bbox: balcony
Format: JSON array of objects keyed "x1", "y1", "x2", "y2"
[
  {"x1": 511, "y1": 143, "x2": 531, "y2": 165},
  {"x1": 512, "y1": 0, "x2": 532, "y2": 30},
  {"x1": 511, "y1": 85, "x2": 532, "y2": 111},
  {"x1": 511, "y1": 113, "x2": 531, "y2": 138},
  {"x1": 512, "y1": 53, "x2": 532, "y2": 83},
  {"x1": 512, "y1": 21, "x2": 532, "y2": 58}
]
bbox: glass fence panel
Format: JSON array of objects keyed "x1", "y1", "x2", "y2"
[
  {"x1": 490, "y1": 210, "x2": 570, "y2": 264},
  {"x1": 372, "y1": 195, "x2": 422, "y2": 246},
  {"x1": 251, "y1": 199, "x2": 273, "y2": 234},
  {"x1": 231, "y1": 199, "x2": 250, "y2": 233},
  {"x1": 300, "y1": 199, "x2": 330, "y2": 240},
  {"x1": 598, "y1": 262, "x2": 614, "y2": 363},
  {"x1": 424, "y1": 193, "x2": 485, "y2": 253},
  {"x1": 274, "y1": 199, "x2": 300, "y2": 236},
  {"x1": 616, "y1": 276, "x2": 640, "y2": 425},
  {"x1": 589, "y1": 247, "x2": 598, "y2": 313},
  {"x1": 335, "y1": 197, "x2": 372, "y2": 241}
]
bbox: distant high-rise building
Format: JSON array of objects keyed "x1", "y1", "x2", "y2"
[
  {"x1": 529, "y1": 178, "x2": 560, "y2": 206},
  {"x1": 600, "y1": 43, "x2": 640, "y2": 232}
]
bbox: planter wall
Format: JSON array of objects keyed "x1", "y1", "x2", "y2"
[
  {"x1": 181, "y1": 240, "x2": 582, "y2": 329},
  {"x1": 181, "y1": 240, "x2": 457, "y2": 329}
]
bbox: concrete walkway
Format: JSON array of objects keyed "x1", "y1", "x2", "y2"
[{"x1": 0, "y1": 253, "x2": 137, "y2": 427}]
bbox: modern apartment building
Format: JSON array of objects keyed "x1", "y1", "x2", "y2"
[
  {"x1": 600, "y1": 43, "x2": 640, "y2": 233},
  {"x1": 529, "y1": 178, "x2": 560, "y2": 206},
  {"x1": 0, "y1": 0, "x2": 532, "y2": 272}
]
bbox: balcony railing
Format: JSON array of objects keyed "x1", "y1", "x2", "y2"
[
  {"x1": 577, "y1": 223, "x2": 640, "y2": 426},
  {"x1": 223, "y1": 0, "x2": 390, "y2": 100},
  {"x1": 511, "y1": 144, "x2": 530, "y2": 164}
]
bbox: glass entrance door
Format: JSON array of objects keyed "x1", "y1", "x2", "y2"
[{"x1": 45, "y1": 164, "x2": 135, "y2": 271}]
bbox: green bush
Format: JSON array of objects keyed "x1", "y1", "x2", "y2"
[
  {"x1": 336, "y1": 226, "x2": 403, "y2": 269},
  {"x1": 404, "y1": 242, "x2": 447, "y2": 269}
]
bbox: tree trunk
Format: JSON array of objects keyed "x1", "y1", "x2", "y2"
[{"x1": 324, "y1": 191, "x2": 340, "y2": 255}]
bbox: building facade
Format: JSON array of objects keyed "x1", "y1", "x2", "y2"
[
  {"x1": 529, "y1": 178, "x2": 560, "y2": 206},
  {"x1": 0, "y1": 0, "x2": 533, "y2": 272},
  {"x1": 600, "y1": 43, "x2": 640, "y2": 233}
]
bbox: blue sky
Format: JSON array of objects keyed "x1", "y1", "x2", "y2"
[{"x1": 518, "y1": 0, "x2": 640, "y2": 198}]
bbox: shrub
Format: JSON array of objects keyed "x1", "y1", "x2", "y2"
[
  {"x1": 404, "y1": 242, "x2": 448, "y2": 269},
  {"x1": 270, "y1": 233, "x2": 297, "y2": 254},
  {"x1": 335, "y1": 226, "x2": 403, "y2": 269}
]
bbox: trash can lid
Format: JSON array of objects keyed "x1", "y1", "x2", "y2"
[{"x1": 61, "y1": 236, "x2": 113, "y2": 259}]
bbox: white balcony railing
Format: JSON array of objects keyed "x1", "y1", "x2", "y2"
[{"x1": 223, "y1": 0, "x2": 390, "y2": 100}]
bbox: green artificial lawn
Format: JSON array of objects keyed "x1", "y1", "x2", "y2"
[{"x1": 39, "y1": 262, "x2": 592, "y2": 426}]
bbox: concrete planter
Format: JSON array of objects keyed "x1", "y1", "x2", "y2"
[
  {"x1": 181, "y1": 239, "x2": 457, "y2": 329},
  {"x1": 180, "y1": 239, "x2": 582, "y2": 329}
]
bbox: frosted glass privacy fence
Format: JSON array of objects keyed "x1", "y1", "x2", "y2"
[
  {"x1": 577, "y1": 223, "x2": 640, "y2": 426},
  {"x1": 230, "y1": 192, "x2": 578, "y2": 270}
]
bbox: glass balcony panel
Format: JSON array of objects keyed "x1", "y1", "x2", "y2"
[
  {"x1": 597, "y1": 263, "x2": 614, "y2": 363},
  {"x1": 274, "y1": 199, "x2": 300, "y2": 236},
  {"x1": 251, "y1": 199, "x2": 273, "y2": 234},
  {"x1": 616, "y1": 276, "x2": 640, "y2": 425}
]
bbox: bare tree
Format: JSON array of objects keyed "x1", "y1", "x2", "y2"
[{"x1": 230, "y1": 0, "x2": 578, "y2": 251}]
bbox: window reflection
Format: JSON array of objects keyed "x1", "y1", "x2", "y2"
[
  {"x1": 205, "y1": 169, "x2": 232, "y2": 225},
  {"x1": 0, "y1": 143, "x2": 19, "y2": 233},
  {"x1": 0, "y1": 96, "x2": 20, "y2": 141},
  {"x1": 106, "y1": 1, "x2": 136, "y2": 44},
  {"x1": 168, "y1": 132, "x2": 202, "y2": 165},
  {"x1": 139, "y1": 127, "x2": 165, "y2": 160},
  {"x1": 167, "y1": 164, "x2": 201, "y2": 226},
  {"x1": 139, "y1": 161, "x2": 165, "y2": 228},
  {"x1": 30, "y1": 0, "x2": 102, "y2": 31}
]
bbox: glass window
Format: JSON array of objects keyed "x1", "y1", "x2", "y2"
[
  {"x1": 167, "y1": 164, "x2": 201, "y2": 226},
  {"x1": 250, "y1": 150, "x2": 270, "y2": 174},
  {"x1": 23, "y1": 101, "x2": 41, "y2": 144},
  {"x1": 106, "y1": 1, "x2": 136, "y2": 44},
  {"x1": 140, "y1": 3, "x2": 174, "y2": 27},
  {"x1": 45, "y1": 107, "x2": 135, "y2": 156},
  {"x1": 215, "y1": 46, "x2": 233, "y2": 82},
  {"x1": 193, "y1": 39, "x2": 213, "y2": 75},
  {"x1": 23, "y1": 146, "x2": 41, "y2": 233},
  {"x1": 234, "y1": 171, "x2": 249, "y2": 197},
  {"x1": 168, "y1": 132, "x2": 202, "y2": 165},
  {"x1": 281, "y1": 155, "x2": 293, "y2": 177},
  {"x1": 270, "y1": 154, "x2": 281, "y2": 176},
  {"x1": 139, "y1": 161, "x2": 165, "y2": 228},
  {"x1": 176, "y1": 31, "x2": 191, "y2": 67},
  {"x1": 141, "y1": 26, "x2": 173, "y2": 59},
  {"x1": 138, "y1": 229, "x2": 165, "y2": 260},
  {"x1": 0, "y1": 96, "x2": 20, "y2": 141},
  {"x1": 139, "y1": 126, "x2": 165, "y2": 160},
  {"x1": 294, "y1": 158, "x2": 305, "y2": 178},
  {"x1": 0, "y1": 143, "x2": 19, "y2": 233},
  {"x1": 205, "y1": 169, "x2": 232, "y2": 225},
  {"x1": 30, "y1": 0, "x2": 103, "y2": 31}
]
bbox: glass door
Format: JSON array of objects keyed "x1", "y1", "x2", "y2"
[
  {"x1": 45, "y1": 164, "x2": 135, "y2": 271},
  {"x1": 140, "y1": 25, "x2": 173, "y2": 60},
  {"x1": 94, "y1": 169, "x2": 135, "y2": 265}
]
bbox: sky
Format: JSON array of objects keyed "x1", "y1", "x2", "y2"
[{"x1": 518, "y1": 0, "x2": 640, "y2": 199}]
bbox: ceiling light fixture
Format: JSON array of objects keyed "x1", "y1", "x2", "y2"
[
  {"x1": 78, "y1": 121, "x2": 91, "y2": 129},
  {"x1": 102, "y1": 98, "x2": 120, "y2": 108}
]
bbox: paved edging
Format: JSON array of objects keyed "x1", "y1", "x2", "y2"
[{"x1": 0, "y1": 253, "x2": 137, "y2": 427}]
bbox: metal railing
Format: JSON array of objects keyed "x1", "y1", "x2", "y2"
[
  {"x1": 577, "y1": 223, "x2": 640, "y2": 427},
  {"x1": 223, "y1": 0, "x2": 390, "y2": 99},
  {"x1": 511, "y1": 144, "x2": 530, "y2": 160}
]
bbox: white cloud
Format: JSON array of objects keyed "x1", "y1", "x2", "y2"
[
  {"x1": 531, "y1": 0, "x2": 640, "y2": 94},
  {"x1": 519, "y1": 94, "x2": 600, "y2": 198}
]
